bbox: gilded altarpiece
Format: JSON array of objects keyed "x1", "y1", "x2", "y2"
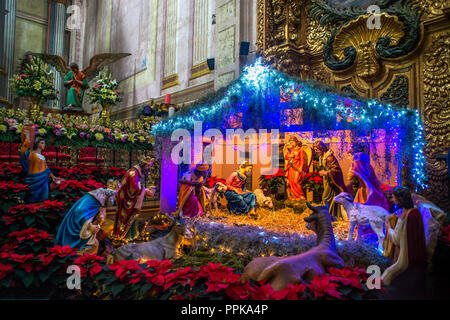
[{"x1": 256, "y1": 0, "x2": 450, "y2": 211}]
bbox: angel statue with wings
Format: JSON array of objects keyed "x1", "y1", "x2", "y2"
[
  {"x1": 33, "y1": 53, "x2": 130, "y2": 110},
  {"x1": 283, "y1": 135, "x2": 312, "y2": 200}
]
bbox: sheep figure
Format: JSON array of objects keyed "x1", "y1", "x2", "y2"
[
  {"x1": 253, "y1": 188, "x2": 274, "y2": 209},
  {"x1": 204, "y1": 182, "x2": 227, "y2": 213},
  {"x1": 334, "y1": 192, "x2": 390, "y2": 250}
]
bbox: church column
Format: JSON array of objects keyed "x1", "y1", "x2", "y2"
[
  {"x1": 162, "y1": 0, "x2": 179, "y2": 90},
  {"x1": 0, "y1": 0, "x2": 17, "y2": 102},
  {"x1": 48, "y1": 0, "x2": 67, "y2": 109}
]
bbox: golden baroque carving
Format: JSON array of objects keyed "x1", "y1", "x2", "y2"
[
  {"x1": 306, "y1": 18, "x2": 329, "y2": 54},
  {"x1": 423, "y1": 32, "x2": 450, "y2": 210},
  {"x1": 256, "y1": 0, "x2": 265, "y2": 53},
  {"x1": 263, "y1": 46, "x2": 309, "y2": 78},
  {"x1": 310, "y1": 64, "x2": 331, "y2": 84},
  {"x1": 333, "y1": 13, "x2": 405, "y2": 82},
  {"x1": 287, "y1": 0, "x2": 302, "y2": 43},
  {"x1": 413, "y1": 0, "x2": 449, "y2": 19}
]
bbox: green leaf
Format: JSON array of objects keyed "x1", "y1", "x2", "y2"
[
  {"x1": 139, "y1": 283, "x2": 152, "y2": 297},
  {"x1": 39, "y1": 271, "x2": 51, "y2": 284},
  {"x1": 110, "y1": 282, "x2": 126, "y2": 297},
  {"x1": 22, "y1": 272, "x2": 34, "y2": 288},
  {"x1": 24, "y1": 215, "x2": 35, "y2": 227}
]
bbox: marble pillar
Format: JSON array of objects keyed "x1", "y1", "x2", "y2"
[
  {"x1": 193, "y1": 0, "x2": 208, "y2": 66},
  {"x1": 0, "y1": 0, "x2": 17, "y2": 102},
  {"x1": 48, "y1": 0, "x2": 66, "y2": 109},
  {"x1": 164, "y1": 0, "x2": 178, "y2": 79}
]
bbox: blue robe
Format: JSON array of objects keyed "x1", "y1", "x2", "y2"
[
  {"x1": 20, "y1": 150, "x2": 51, "y2": 203},
  {"x1": 55, "y1": 193, "x2": 101, "y2": 249},
  {"x1": 224, "y1": 175, "x2": 256, "y2": 215}
]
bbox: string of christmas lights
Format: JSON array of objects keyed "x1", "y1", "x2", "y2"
[{"x1": 152, "y1": 58, "x2": 427, "y2": 190}]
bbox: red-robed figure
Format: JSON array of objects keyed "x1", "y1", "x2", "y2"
[
  {"x1": 112, "y1": 156, "x2": 155, "y2": 241},
  {"x1": 284, "y1": 136, "x2": 310, "y2": 200}
]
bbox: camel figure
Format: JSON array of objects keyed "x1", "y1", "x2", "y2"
[{"x1": 241, "y1": 202, "x2": 344, "y2": 291}]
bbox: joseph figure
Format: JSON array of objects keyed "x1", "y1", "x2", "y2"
[
  {"x1": 64, "y1": 62, "x2": 88, "y2": 110},
  {"x1": 313, "y1": 141, "x2": 348, "y2": 220}
]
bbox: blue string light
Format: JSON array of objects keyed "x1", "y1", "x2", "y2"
[{"x1": 152, "y1": 58, "x2": 427, "y2": 189}]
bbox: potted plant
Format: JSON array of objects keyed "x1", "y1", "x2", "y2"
[
  {"x1": 88, "y1": 72, "x2": 122, "y2": 126},
  {"x1": 301, "y1": 172, "x2": 324, "y2": 203},
  {"x1": 10, "y1": 57, "x2": 58, "y2": 121}
]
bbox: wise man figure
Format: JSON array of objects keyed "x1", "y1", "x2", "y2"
[
  {"x1": 112, "y1": 156, "x2": 156, "y2": 242},
  {"x1": 313, "y1": 141, "x2": 348, "y2": 220},
  {"x1": 176, "y1": 162, "x2": 210, "y2": 218},
  {"x1": 64, "y1": 62, "x2": 88, "y2": 110},
  {"x1": 224, "y1": 161, "x2": 257, "y2": 216}
]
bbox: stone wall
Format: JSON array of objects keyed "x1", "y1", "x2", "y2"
[{"x1": 69, "y1": 0, "x2": 258, "y2": 120}]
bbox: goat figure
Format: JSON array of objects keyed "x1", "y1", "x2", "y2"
[{"x1": 333, "y1": 192, "x2": 389, "y2": 249}]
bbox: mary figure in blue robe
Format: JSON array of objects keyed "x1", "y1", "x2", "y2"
[
  {"x1": 19, "y1": 131, "x2": 62, "y2": 203},
  {"x1": 56, "y1": 188, "x2": 116, "y2": 251}
]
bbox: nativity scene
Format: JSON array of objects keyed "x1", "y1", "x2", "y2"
[{"x1": 0, "y1": 0, "x2": 448, "y2": 303}]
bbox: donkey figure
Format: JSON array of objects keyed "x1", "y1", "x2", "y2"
[
  {"x1": 113, "y1": 214, "x2": 192, "y2": 262},
  {"x1": 241, "y1": 202, "x2": 343, "y2": 291}
]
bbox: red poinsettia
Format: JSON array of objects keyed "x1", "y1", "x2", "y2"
[
  {"x1": 73, "y1": 253, "x2": 104, "y2": 265},
  {"x1": 307, "y1": 274, "x2": 342, "y2": 299},
  {"x1": 0, "y1": 242, "x2": 18, "y2": 253},
  {"x1": 440, "y1": 225, "x2": 450, "y2": 246},
  {"x1": 263, "y1": 169, "x2": 285, "y2": 180},
  {"x1": 108, "y1": 259, "x2": 142, "y2": 280},
  {"x1": 0, "y1": 263, "x2": 14, "y2": 280},
  {"x1": 206, "y1": 176, "x2": 227, "y2": 188},
  {"x1": 0, "y1": 181, "x2": 28, "y2": 198},
  {"x1": 0, "y1": 163, "x2": 22, "y2": 175},
  {"x1": 83, "y1": 179, "x2": 106, "y2": 190},
  {"x1": 301, "y1": 172, "x2": 323, "y2": 193},
  {"x1": 271, "y1": 283, "x2": 307, "y2": 300},
  {"x1": 328, "y1": 266, "x2": 365, "y2": 289},
  {"x1": 144, "y1": 259, "x2": 173, "y2": 273},
  {"x1": 1, "y1": 216, "x2": 18, "y2": 225},
  {"x1": 249, "y1": 282, "x2": 277, "y2": 300},
  {"x1": 37, "y1": 253, "x2": 54, "y2": 267},
  {"x1": 163, "y1": 266, "x2": 197, "y2": 291},
  {"x1": 48, "y1": 245, "x2": 78, "y2": 258},
  {"x1": 8, "y1": 228, "x2": 52, "y2": 242},
  {"x1": 8, "y1": 200, "x2": 65, "y2": 214},
  {"x1": 225, "y1": 281, "x2": 255, "y2": 300},
  {"x1": 0, "y1": 252, "x2": 34, "y2": 263},
  {"x1": 53, "y1": 179, "x2": 92, "y2": 192},
  {"x1": 108, "y1": 167, "x2": 126, "y2": 177}
]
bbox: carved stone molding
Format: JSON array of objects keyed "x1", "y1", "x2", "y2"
[{"x1": 422, "y1": 32, "x2": 450, "y2": 209}]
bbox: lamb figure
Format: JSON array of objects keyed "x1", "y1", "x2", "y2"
[{"x1": 253, "y1": 188, "x2": 274, "y2": 209}]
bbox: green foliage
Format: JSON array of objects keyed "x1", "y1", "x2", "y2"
[
  {"x1": 9, "y1": 57, "x2": 58, "y2": 101},
  {"x1": 88, "y1": 72, "x2": 122, "y2": 106}
]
